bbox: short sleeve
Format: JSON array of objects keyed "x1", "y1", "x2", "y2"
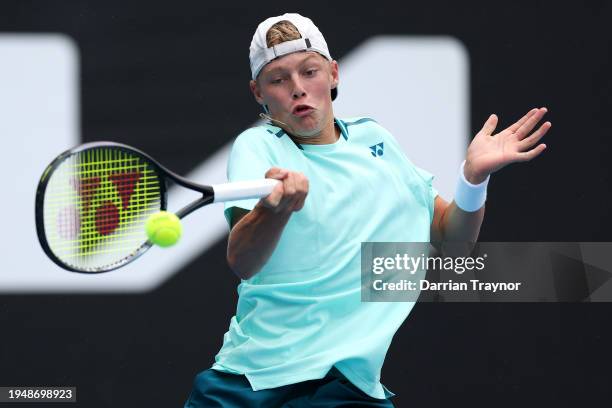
[
  {"x1": 412, "y1": 165, "x2": 439, "y2": 224},
  {"x1": 413, "y1": 165, "x2": 439, "y2": 203},
  {"x1": 223, "y1": 131, "x2": 275, "y2": 227}
]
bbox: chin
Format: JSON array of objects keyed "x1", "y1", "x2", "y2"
[
  {"x1": 294, "y1": 125, "x2": 322, "y2": 138},
  {"x1": 292, "y1": 118, "x2": 323, "y2": 138}
]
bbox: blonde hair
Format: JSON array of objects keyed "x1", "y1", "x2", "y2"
[{"x1": 266, "y1": 20, "x2": 302, "y2": 47}]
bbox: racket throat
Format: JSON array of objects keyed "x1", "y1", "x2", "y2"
[{"x1": 175, "y1": 195, "x2": 214, "y2": 219}]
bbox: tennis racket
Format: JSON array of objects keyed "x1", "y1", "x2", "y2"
[{"x1": 35, "y1": 141, "x2": 278, "y2": 273}]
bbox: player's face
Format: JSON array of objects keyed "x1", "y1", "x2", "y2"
[{"x1": 252, "y1": 51, "x2": 338, "y2": 138}]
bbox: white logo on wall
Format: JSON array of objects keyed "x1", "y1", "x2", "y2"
[{"x1": 0, "y1": 35, "x2": 468, "y2": 292}]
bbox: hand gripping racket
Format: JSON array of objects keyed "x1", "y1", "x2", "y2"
[{"x1": 35, "y1": 142, "x2": 278, "y2": 273}]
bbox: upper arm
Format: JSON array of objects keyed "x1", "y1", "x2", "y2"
[
  {"x1": 430, "y1": 195, "x2": 449, "y2": 243},
  {"x1": 224, "y1": 131, "x2": 275, "y2": 223}
]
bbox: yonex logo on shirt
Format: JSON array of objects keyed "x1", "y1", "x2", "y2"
[{"x1": 369, "y1": 142, "x2": 384, "y2": 157}]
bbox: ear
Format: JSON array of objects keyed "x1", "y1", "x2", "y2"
[
  {"x1": 330, "y1": 60, "x2": 339, "y2": 89},
  {"x1": 249, "y1": 79, "x2": 265, "y2": 106}
]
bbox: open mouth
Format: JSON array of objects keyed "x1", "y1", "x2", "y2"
[{"x1": 292, "y1": 104, "x2": 314, "y2": 117}]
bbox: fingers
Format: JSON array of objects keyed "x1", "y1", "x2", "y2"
[
  {"x1": 263, "y1": 167, "x2": 288, "y2": 207},
  {"x1": 290, "y1": 174, "x2": 309, "y2": 211},
  {"x1": 281, "y1": 171, "x2": 298, "y2": 212},
  {"x1": 479, "y1": 114, "x2": 498, "y2": 136},
  {"x1": 515, "y1": 143, "x2": 547, "y2": 162},
  {"x1": 515, "y1": 107, "x2": 548, "y2": 139},
  {"x1": 260, "y1": 168, "x2": 309, "y2": 213},
  {"x1": 517, "y1": 121, "x2": 552, "y2": 151},
  {"x1": 284, "y1": 172, "x2": 308, "y2": 212},
  {"x1": 265, "y1": 180, "x2": 285, "y2": 207},
  {"x1": 509, "y1": 108, "x2": 538, "y2": 133},
  {"x1": 265, "y1": 167, "x2": 288, "y2": 180}
]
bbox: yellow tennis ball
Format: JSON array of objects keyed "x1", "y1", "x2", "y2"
[{"x1": 145, "y1": 211, "x2": 182, "y2": 247}]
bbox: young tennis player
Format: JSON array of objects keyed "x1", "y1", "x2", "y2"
[{"x1": 184, "y1": 13, "x2": 551, "y2": 407}]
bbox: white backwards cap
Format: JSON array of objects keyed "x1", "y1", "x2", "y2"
[{"x1": 249, "y1": 13, "x2": 333, "y2": 80}]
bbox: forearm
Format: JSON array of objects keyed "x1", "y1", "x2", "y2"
[
  {"x1": 227, "y1": 204, "x2": 291, "y2": 280},
  {"x1": 439, "y1": 201, "x2": 485, "y2": 243}
]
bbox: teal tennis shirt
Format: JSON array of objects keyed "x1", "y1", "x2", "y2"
[{"x1": 213, "y1": 117, "x2": 438, "y2": 399}]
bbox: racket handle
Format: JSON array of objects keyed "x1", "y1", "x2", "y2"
[{"x1": 212, "y1": 179, "x2": 280, "y2": 203}]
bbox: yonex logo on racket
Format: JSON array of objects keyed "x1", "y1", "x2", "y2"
[
  {"x1": 369, "y1": 142, "x2": 384, "y2": 157},
  {"x1": 38, "y1": 144, "x2": 164, "y2": 271},
  {"x1": 70, "y1": 170, "x2": 142, "y2": 237}
]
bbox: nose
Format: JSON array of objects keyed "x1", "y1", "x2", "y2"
[
  {"x1": 291, "y1": 76, "x2": 306, "y2": 99},
  {"x1": 292, "y1": 90, "x2": 306, "y2": 99}
]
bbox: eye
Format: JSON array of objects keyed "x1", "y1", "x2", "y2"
[
  {"x1": 305, "y1": 69, "x2": 318, "y2": 76},
  {"x1": 270, "y1": 78, "x2": 283, "y2": 84}
]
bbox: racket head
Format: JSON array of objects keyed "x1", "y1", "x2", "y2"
[{"x1": 35, "y1": 142, "x2": 167, "y2": 273}]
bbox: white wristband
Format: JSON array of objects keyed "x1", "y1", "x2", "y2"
[{"x1": 455, "y1": 160, "x2": 490, "y2": 212}]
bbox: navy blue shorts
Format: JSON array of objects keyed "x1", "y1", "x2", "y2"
[{"x1": 184, "y1": 367, "x2": 395, "y2": 407}]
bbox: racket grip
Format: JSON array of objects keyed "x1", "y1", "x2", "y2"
[{"x1": 212, "y1": 179, "x2": 280, "y2": 203}]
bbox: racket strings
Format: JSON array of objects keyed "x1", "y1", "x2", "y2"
[{"x1": 43, "y1": 147, "x2": 163, "y2": 271}]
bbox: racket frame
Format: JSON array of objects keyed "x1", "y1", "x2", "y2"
[{"x1": 35, "y1": 141, "x2": 215, "y2": 273}]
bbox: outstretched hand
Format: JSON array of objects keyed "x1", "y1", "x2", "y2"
[{"x1": 463, "y1": 107, "x2": 552, "y2": 184}]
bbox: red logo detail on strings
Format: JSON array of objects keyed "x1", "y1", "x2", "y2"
[
  {"x1": 72, "y1": 177, "x2": 101, "y2": 212},
  {"x1": 71, "y1": 171, "x2": 142, "y2": 236},
  {"x1": 109, "y1": 172, "x2": 142, "y2": 210},
  {"x1": 95, "y1": 201, "x2": 120, "y2": 235}
]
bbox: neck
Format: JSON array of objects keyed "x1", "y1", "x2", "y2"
[
  {"x1": 293, "y1": 118, "x2": 339, "y2": 145},
  {"x1": 260, "y1": 113, "x2": 339, "y2": 145}
]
